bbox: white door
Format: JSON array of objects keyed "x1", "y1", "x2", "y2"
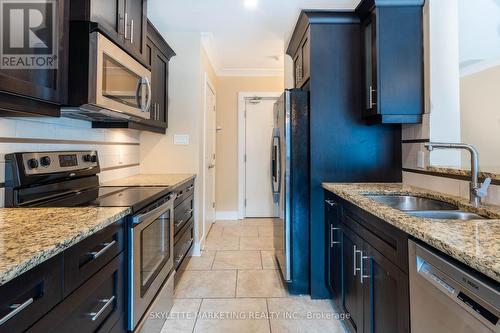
[
  {"x1": 245, "y1": 98, "x2": 276, "y2": 217},
  {"x1": 204, "y1": 83, "x2": 216, "y2": 237}
]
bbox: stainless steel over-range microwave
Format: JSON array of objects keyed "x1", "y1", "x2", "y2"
[{"x1": 63, "y1": 23, "x2": 152, "y2": 123}]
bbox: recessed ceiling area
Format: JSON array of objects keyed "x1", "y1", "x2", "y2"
[{"x1": 148, "y1": 0, "x2": 361, "y2": 75}]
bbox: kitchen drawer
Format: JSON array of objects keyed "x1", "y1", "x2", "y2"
[
  {"x1": 28, "y1": 254, "x2": 125, "y2": 333},
  {"x1": 0, "y1": 255, "x2": 63, "y2": 333},
  {"x1": 174, "y1": 195, "x2": 194, "y2": 235},
  {"x1": 63, "y1": 220, "x2": 124, "y2": 297},
  {"x1": 174, "y1": 180, "x2": 194, "y2": 207},
  {"x1": 174, "y1": 219, "x2": 194, "y2": 269}
]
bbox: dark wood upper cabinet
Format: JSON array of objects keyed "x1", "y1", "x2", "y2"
[
  {"x1": 70, "y1": 0, "x2": 147, "y2": 65},
  {"x1": 125, "y1": 0, "x2": 147, "y2": 58},
  {"x1": 0, "y1": 0, "x2": 69, "y2": 117},
  {"x1": 291, "y1": 28, "x2": 310, "y2": 88},
  {"x1": 357, "y1": 0, "x2": 425, "y2": 124},
  {"x1": 146, "y1": 20, "x2": 175, "y2": 129}
]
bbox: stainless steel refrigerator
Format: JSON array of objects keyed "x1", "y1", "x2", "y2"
[{"x1": 271, "y1": 89, "x2": 310, "y2": 294}]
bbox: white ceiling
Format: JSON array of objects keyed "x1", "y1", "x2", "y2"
[{"x1": 148, "y1": 0, "x2": 361, "y2": 75}]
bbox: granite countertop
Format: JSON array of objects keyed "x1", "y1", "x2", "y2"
[
  {"x1": 0, "y1": 207, "x2": 130, "y2": 286},
  {"x1": 427, "y1": 166, "x2": 500, "y2": 182},
  {"x1": 102, "y1": 174, "x2": 196, "y2": 187},
  {"x1": 322, "y1": 183, "x2": 500, "y2": 283}
]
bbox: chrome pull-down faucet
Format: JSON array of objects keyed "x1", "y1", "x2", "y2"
[{"x1": 424, "y1": 142, "x2": 491, "y2": 207}]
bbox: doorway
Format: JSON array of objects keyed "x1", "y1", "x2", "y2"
[
  {"x1": 204, "y1": 74, "x2": 217, "y2": 240},
  {"x1": 238, "y1": 93, "x2": 280, "y2": 218}
]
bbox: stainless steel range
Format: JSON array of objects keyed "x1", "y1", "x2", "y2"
[{"x1": 4, "y1": 150, "x2": 176, "y2": 332}]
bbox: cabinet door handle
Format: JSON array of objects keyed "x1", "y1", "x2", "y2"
[
  {"x1": 89, "y1": 296, "x2": 115, "y2": 321},
  {"x1": 186, "y1": 208, "x2": 194, "y2": 215},
  {"x1": 359, "y1": 251, "x2": 371, "y2": 284},
  {"x1": 175, "y1": 219, "x2": 184, "y2": 228},
  {"x1": 330, "y1": 226, "x2": 340, "y2": 247},
  {"x1": 325, "y1": 199, "x2": 336, "y2": 207},
  {"x1": 353, "y1": 245, "x2": 360, "y2": 276},
  {"x1": 369, "y1": 86, "x2": 376, "y2": 108},
  {"x1": 88, "y1": 240, "x2": 116, "y2": 260},
  {"x1": 0, "y1": 297, "x2": 34, "y2": 325},
  {"x1": 130, "y1": 19, "x2": 134, "y2": 44},
  {"x1": 124, "y1": 13, "x2": 128, "y2": 40}
]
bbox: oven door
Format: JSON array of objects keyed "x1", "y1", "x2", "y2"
[
  {"x1": 129, "y1": 194, "x2": 175, "y2": 331},
  {"x1": 94, "y1": 32, "x2": 151, "y2": 120}
]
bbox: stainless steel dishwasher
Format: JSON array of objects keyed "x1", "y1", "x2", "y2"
[{"x1": 409, "y1": 240, "x2": 500, "y2": 333}]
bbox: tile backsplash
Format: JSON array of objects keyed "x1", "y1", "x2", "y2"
[{"x1": 0, "y1": 117, "x2": 140, "y2": 207}]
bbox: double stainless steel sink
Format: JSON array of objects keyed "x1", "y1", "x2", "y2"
[{"x1": 364, "y1": 195, "x2": 487, "y2": 220}]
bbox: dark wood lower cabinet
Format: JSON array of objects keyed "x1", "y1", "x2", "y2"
[
  {"x1": 342, "y1": 225, "x2": 365, "y2": 333},
  {"x1": 325, "y1": 198, "x2": 343, "y2": 308},
  {"x1": 325, "y1": 191, "x2": 409, "y2": 333},
  {"x1": 363, "y1": 242, "x2": 409, "y2": 333},
  {"x1": 28, "y1": 254, "x2": 124, "y2": 333},
  {"x1": 0, "y1": 256, "x2": 63, "y2": 333},
  {"x1": 1, "y1": 221, "x2": 125, "y2": 333}
]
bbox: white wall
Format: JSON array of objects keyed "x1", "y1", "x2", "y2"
[
  {"x1": 0, "y1": 117, "x2": 140, "y2": 206},
  {"x1": 140, "y1": 31, "x2": 210, "y2": 253},
  {"x1": 427, "y1": 0, "x2": 461, "y2": 167}
]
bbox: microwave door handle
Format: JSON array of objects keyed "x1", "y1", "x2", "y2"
[
  {"x1": 135, "y1": 78, "x2": 143, "y2": 110},
  {"x1": 144, "y1": 77, "x2": 152, "y2": 112}
]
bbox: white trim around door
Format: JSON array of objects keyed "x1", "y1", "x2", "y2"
[
  {"x1": 237, "y1": 92, "x2": 281, "y2": 219},
  {"x1": 202, "y1": 72, "x2": 217, "y2": 250}
]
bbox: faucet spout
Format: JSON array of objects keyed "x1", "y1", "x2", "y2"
[{"x1": 424, "y1": 142, "x2": 486, "y2": 207}]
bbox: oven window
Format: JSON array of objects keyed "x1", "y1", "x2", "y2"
[
  {"x1": 140, "y1": 212, "x2": 172, "y2": 294},
  {"x1": 102, "y1": 54, "x2": 145, "y2": 109}
]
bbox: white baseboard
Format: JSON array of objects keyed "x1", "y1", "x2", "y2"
[
  {"x1": 191, "y1": 241, "x2": 202, "y2": 256},
  {"x1": 215, "y1": 211, "x2": 239, "y2": 220}
]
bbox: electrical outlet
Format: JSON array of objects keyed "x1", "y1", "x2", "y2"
[{"x1": 417, "y1": 150, "x2": 426, "y2": 169}]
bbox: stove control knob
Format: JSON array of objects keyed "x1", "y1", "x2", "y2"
[
  {"x1": 83, "y1": 154, "x2": 97, "y2": 163},
  {"x1": 27, "y1": 158, "x2": 39, "y2": 169},
  {"x1": 40, "y1": 156, "x2": 51, "y2": 167}
]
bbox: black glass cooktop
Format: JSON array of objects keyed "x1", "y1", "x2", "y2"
[{"x1": 32, "y1": 186, "x2": 171, "y2": 213}]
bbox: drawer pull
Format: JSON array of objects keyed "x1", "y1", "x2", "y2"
[
  {"x1": 175, "y1": 239, "x2": 193, "y2": 264},
  {"x1": 175, "y1": 220, "x2": 184, "y2": 228},
  {"x1": 89, "y1": 296, "x2": 115, "y2": 322},
  {"x1": 325, "y1": 199, "x2": 336, "y2": 207},
  {"x1": 175, "y1": 254, "x2": 184, "y2": 264},
  {"x1": 0, "y1": 297, "x2": 34, "y2": 325},
  {"x1": 187, "y1": 185, "x2": 194, "y2": 191},
  {"x1": 185, "y1": 208, "x2": 194, "y2": 215},
  {"x1": 89, "y1": 240, "x2": 116, "y2": 260}
]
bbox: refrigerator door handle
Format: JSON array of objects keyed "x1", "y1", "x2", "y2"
[{"x1": 271, "y1": 133, "x2": 281, "y2": 201}]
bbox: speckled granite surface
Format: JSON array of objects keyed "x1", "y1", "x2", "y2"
[
  {"x1": 102, "y1": 174, "x2": 195, "y2": 187},
  {"x1": 322, "y1": 183, "x2": 500, "y2": 283},
  {"x1": 427, "y1": 166, "x2": 500, "y2": 182},
  {"x1": 0, "y1": 207, "x2": 130, "y2": 286}
]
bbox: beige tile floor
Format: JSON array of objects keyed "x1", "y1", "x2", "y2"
[{"x1": 162, "y1": 218, "x2": 347, "y2": 333}]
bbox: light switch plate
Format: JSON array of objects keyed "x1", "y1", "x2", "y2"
[{"x1": 174, "y1": 134, "x2": 189, "y2": 145}]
